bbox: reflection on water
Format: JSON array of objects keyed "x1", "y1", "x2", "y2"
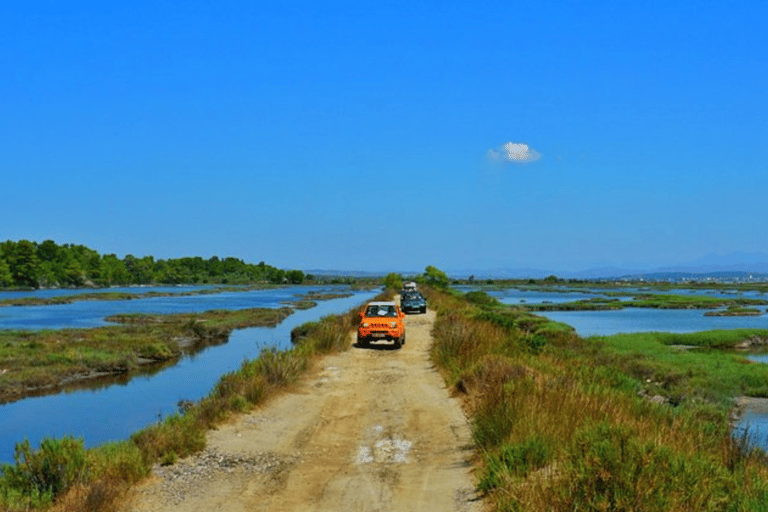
[
  {"x1": 0, "y1": 287, "x2": 379, "y2": 463},
  {"x1": 735, "y1": 396, "x2": 768, "y2": 450}
]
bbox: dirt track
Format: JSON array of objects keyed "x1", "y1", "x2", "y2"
[{"x1": 123, "y1": 308, "x2": 483, "y2": 512}]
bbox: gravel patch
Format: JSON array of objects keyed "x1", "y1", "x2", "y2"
[{"x1": 141, "y1": 448, "x2": 296, "y2": 505}]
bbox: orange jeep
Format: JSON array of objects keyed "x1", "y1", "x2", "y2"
[{"x1": 357, "y1": 301, "x2": 406, "y2": 348}]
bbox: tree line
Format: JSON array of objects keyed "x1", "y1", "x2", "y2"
[{"x1": 0, "y1": 240, "x2": 306, "y2": 289}]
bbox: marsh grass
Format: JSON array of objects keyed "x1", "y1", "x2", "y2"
[
  {"x1": 426, "y1": 287, "x2": 768, "y2": 511},
  {"x1": 592, "y1": 331, "x2": 768, "y2": 401}
]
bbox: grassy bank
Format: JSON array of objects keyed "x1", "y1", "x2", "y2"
[
  {"x1": 0, "y1": 290, "x2": 390, "y2": 511},
  {"x1": 425, "y1": 287, "x2": 768, "y2": 511},
  {"x1": 0, "y1": 307, "x2": 293, "y2": 405}
]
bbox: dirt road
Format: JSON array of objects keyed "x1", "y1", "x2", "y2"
[{"x1": 123, "y1": 308, "x2": 483, "y2": 512}]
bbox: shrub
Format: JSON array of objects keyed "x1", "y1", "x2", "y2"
[
  {"x1": 90, "y1": 442, "x2": 148, "y2": 484},
  {"x1": 0, "y1": 436, "x2": 89, "y2": 505},
  {"x1": 478, "y1": 436, "x2": 555, "y2": 492},
  {"x1": 49, "y1": 480, "x2": 123, "y2": 512},
  {"x1": 130, "y1": 412, "x2": 205, "y2": 465},
  {"x1": 464, "y1": 291, "x2": 498, "y2": 307}
]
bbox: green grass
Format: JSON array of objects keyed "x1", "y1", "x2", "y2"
[{"x1": 589, "y1": 330, "x2": 768, "y2": 402}]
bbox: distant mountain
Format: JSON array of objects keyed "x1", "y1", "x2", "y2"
[
  {"x1": 616, "y1": 270, "x2": 768, "y2": 282},
  {"x1": 656, "y1": 252, "x2": 768, "y2": 274}
]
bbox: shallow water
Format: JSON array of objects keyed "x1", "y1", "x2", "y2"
[
  {"x1": 0, "y1": 285, "x2": 214, "y2": 300},
  {"x1": 538, "y1": 307, "x2": 768, "y2": 337},
  {"x1": 0, "y1": 285, "x2": 341, "y2": 330}
]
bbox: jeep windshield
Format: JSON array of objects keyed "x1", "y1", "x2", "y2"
[{"x1": 365, "y1": 305, "x2": 398, "y2": 317}]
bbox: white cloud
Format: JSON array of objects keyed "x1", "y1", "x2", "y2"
[{"x1": 486, "y1": 141, "x2": 541, "y2": 164}]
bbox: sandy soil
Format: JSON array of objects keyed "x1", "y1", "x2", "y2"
[{"x1": 121, "y1": 308, "x2": 484, "y2": 512}]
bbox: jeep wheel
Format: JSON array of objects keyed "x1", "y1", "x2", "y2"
[
  {"x1": 394, "y1": 336, "x2": 403, "y2": 349},
  {"x1": 357, "y1": 335, "x2": 368, "y2": 348}
]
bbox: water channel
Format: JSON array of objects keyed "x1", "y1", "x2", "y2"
[{"x1": 0, "y1": 286, "x2": 380, "y2": 464}]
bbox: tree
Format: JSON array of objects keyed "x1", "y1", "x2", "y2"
[
  {"x1": 36, "y1": 239, "x2": 59, "y2": 262},
  {"x1": 124, "y1": 255, "x2": 154, "y2": 284},
  {"x1": 422, "y1": 265, "x2": 449, "y2": 288},
  {"x1": 9, "y1": 240, "x2": 40, "y2": 287},
  {"x1": 382, "y1": 273, "x2": 403, "y2": 290},
  {"x1": 267, "y1": 268, "x2": 286, "y2": 284},
  {"x1": 100, "y1": 254, "x2": 130, "y2": 285},
  {"x1": 286, "y1": 270, "x2": 305, "y2": 284},
  {"x1": 0, "y1": 257, "x2": 13, "y2": 287},
  {"x1": 63, "y1": 257, "x2": 86, "y2": 287}
]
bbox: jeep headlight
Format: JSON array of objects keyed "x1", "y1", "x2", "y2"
[
  {"x1": 390, "y1": 322, "x2": 397, "y2": 328},
  {"x1": 362, "y1": 322, "x2": 369, "y2": 327}
]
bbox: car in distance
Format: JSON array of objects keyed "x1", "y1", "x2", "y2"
[
  {"x1": 357, "y1": 301, "x2": 406, "y2": 348},
  {"x1": 400, "y1": 291, "x2": 427, "y2": 314}
]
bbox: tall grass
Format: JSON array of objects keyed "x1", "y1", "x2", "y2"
[{"x1": 426, "y1": 286, "x2": 768, "y2": 511}]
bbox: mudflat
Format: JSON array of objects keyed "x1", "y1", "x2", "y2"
[{"x1": 122, "y1": 309, "x2": 484, "y2": 512}]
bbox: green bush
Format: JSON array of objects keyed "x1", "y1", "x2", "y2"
[
  {"x1": 479, "y1": 436, "x2": 555, "y2": 491},
  {"x1": 131, "y1": 412, "x2": 205, "y2": 464},
  {"x1": 0, "y1": 436, "x2": 89, "y2": 504},
  {"x1": 90, "y1": 441, "x2": 148, "y2": 484},
  {"x1": 464, "y1": 291, "x2": 499, "y2": 306}
]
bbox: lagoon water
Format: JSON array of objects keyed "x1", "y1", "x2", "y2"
[
  {"x1": 453, "y1": 285, "x2": 612, "y2": 305},
  {"x1": 0, "y1": 285, "x2": 214, "y2": 301},
  {"x1": 0, "y1": 286, "x2": 379, "y2": 464},
  {"x1": 0, "y1": 285, "x2": 336, "y2": 330},
  {"x1": 537, "y1": 307, "x2": 768, "y2": 337},
  {"x1": 453, "y1": 285, "x2": 768, "y2": 336}
]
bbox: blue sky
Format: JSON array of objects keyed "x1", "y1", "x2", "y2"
[{"x1": 3, "y1": 1, "x2": 767, "y2": 274}]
